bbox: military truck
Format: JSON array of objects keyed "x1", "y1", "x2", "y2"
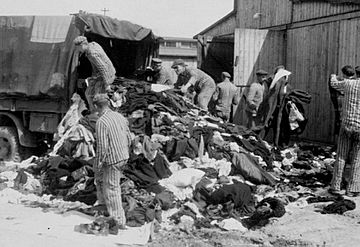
[{"x1": 0, "y1": 13, "x2": 159, "y2": 161}]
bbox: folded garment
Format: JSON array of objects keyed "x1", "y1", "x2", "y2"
[
  {"x1": 243, "y1": 197, "x2": 286, "y2": 229},
  {"x1": 74, "y1": 216, "x2": 120, "y2": 235},
  {"x1": 208, "y1": 182, "x2": 252, "y2": 209},
  {"x1": 231, "y1": 151, "x2": 275, "y2": 186},
  {"x1": 155, "y1": 190, "x2": 176, "y2": 210},
  {"x1": 322, "y1": 199, "x2": 356, "y2": 215},
  {"x1": 126, "y1": 207, "x2": 156, "y2": 227},
  {"x1": 307, "y1": 195, "x2": 343, "y2": 204},
  {"x1": 160, "y1": 168, "x2": 205, "y2": 189},
  {"x1": 165, "y1": 138, "x2": 199, "y2": 162},
  {"x1": 123, "y1": 153, "x2": 172, "y2": 191}
]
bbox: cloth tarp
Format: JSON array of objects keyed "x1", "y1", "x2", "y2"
[
  {"x1": 0, "y1": 16, "x2": 79, "y2": 98},
  {"x1": 76, "y1": 13, "x2": 156, "y2": 42},
  {"x1": 30, "y1": 16, "x2": 72, "y2": 43}
]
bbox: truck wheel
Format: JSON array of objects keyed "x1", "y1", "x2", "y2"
[{"x1": 0, "y1": 126, "x2": 21, "y2": 162}]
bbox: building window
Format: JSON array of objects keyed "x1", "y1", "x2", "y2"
[
  {"x1": 180, "y1": 42, "x2": 191, "y2": 48},
  {"x1": 164, "y1": 41, "x2": 176, "y2": 47}
]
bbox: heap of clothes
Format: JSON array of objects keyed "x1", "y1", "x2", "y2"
[{"x1": 0, "y1": 78, "x2": 356, "y2": 234}]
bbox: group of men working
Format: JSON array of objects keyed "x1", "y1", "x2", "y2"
[
  {"x1": 71, "y1": 35, "x2": 360, "y2": 229},
  {"x1": 150, "y1": 58, "x2": 293, "y2": 133},
  {"x1": 150, "y1": 57, "x2": 239, "y2": 122},
  {"x1": 72, "y1": 35, "x2": 295, "y2": 227},
  {"x1": 71, "y1": 35, "x2": 253, "y2": 227}
]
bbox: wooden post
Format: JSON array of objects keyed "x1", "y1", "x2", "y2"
[{"x1": 101, "y1": 8, "x2": 109, "y2": 16}]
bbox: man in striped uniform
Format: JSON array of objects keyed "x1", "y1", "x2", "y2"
[
  {"x1": 330, "y1": 65, "x2": 360, "y2": 197},
  {"x1": 93, "y1": 93, "x2": 132, "y2": 226},
  {"x1": 74, "y1": 36, "x2": 116, "y2": 111}
]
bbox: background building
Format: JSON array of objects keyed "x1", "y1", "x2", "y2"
[
  {"x1": 195, "y1": 0, "x2": 360, "y2": 143},
  {"x1": 159, "y1": 37, "x2": 198, "y2": 68}
]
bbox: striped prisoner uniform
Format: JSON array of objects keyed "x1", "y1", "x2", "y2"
[
  {"x1": 95, "y1": 108, "x2": 131, "y2": 225},
  {"x1": 84, "y1": 42, "x2": 116, "y2": 111},
  {"x1": 330, "y1": 77, "x2": 360, "y2": 193}
]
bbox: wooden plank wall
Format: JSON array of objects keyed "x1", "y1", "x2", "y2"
[
  {"x1": 232, "y1": 0, "x2": 360, "y2": 143},
  {"x1": 233, "y1": 30, "x2": 286, "y2": 87},
  {"x1": 236, "y1": 0, "x2": 262, "y2": 28},
  {"x1": 292, "y1": 1, "x2": 360, "y2": 22},
  {"x1": 286, "y1": 18, "x2": 360, "y2": 143},
  {"x1": 286, "y1": 22, "x2": 340, "y2": 143},
  {"x1": 338, "y1": 18, "x2": 360, "y2": 71},
  {"x1": 253, "y1": 31, "x2": 286, "y2": 77},
  {"x1": 236, "y1": 0, "x2": 360, "y2": 29},
  {"x1": 259, "y1": 0, "x2": 292, "y2": 28}
]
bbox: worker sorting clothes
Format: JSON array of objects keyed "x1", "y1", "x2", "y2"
[
  {"x1": 212, "y1": 72, "x2": 240, "y2": 122},
  {"x1": 172, "y1": 59, "x2": 216, "y2": 111},
  {"x1": 151, "y1": 58, "x2": 175, "y2": 86},
  {"x1": 245, "y1": 69, "x2": 268, "y2": 129},
  {"x1": 73, "y1": 36, "x2": 116, "y2": 112}
]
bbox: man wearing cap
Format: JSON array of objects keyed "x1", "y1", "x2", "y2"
[
  {"x1": 73, "y1": 36, "x2": 116, "y2": 111},
  {"x1": 212, "y1": 72, "x2": 239, "y2": 122},
  {"x1": 151, "y1": 58, "x2": 175, "y2": 85},
  {"x1": 246, "y1": 69, "x2": 268, "y2": 128},
  {"x1": 93, "y1": 93, "x2": 132, "y2": 227},
  {"x1": 172, "y1": 59, "x2": 216, "y2": 111}
]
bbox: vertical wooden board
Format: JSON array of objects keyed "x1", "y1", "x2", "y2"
[
  {"x1": 327, "y1": 21, "x2": 340, "y2": 139},
  {"x1": 339, "y1": 18, "x2": 358, "y2": 69},
  {"x1": 356, "y1": 19, "x2": 360, "y2": 65},
  {"x1": 303, "y1": 26, "x2": 313, "y2": 140},
  {"x1": 196, "y1": 39, "x2": 203, "y2": 69},
  {"x1": 234, "y1": 29, "x2": 241, "y2": 86},
  {"x1": 234, "y1": 29, "x2": 268, "y2": 86}
]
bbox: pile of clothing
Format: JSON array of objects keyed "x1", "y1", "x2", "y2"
[{"x1": 0, "y1": 78, "x2": 355, "y2": 234}]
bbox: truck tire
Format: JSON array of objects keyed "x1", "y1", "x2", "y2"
[{"x1": 0, "y1": 126, "x2": 21, "y2": 162}]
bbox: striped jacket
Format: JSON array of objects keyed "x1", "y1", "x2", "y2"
[
  {"x1": 95, "y1": 109, "x2": 131, "y2": 166},
  {"x1": 86, "y1": 42, "x2": 116, "y2": 86},
  {"x1": 331, "y1": 77, "x2": 360, "y2": 132}
]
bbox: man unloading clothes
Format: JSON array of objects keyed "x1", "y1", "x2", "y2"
[
  {"x1": 212, "y1": 72, "x2": 239, "y2": 122},
  {"x1": 172, "y1": 59, "x2": 216, "y2": 111},
  {"x1": 151, "y1": 58, "x2": 175, "y2": 85},
  {"x1": 329, "y1": 65, "x2": 360, "y2": 197},
  {"x1": 93, "y1": 93, "x2": 132, "y2": 227},
  {"x1": 74, "y1": 36, "x2": 116, "y2": 111},
  {"x1": 246, "y1": 69, "x2": 268, "y2": 128}
]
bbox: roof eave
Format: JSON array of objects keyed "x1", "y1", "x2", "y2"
[{"x1": 193, "y1": 10, "x2": 236, "y2": 39}]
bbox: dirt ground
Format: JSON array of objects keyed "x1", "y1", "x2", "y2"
[
  {"x1": 149, "y1": 195, "x2": 360, "y2": 247},
  {"x1": 1, "y1": 188, "x2": 360, "y2": 247}
]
